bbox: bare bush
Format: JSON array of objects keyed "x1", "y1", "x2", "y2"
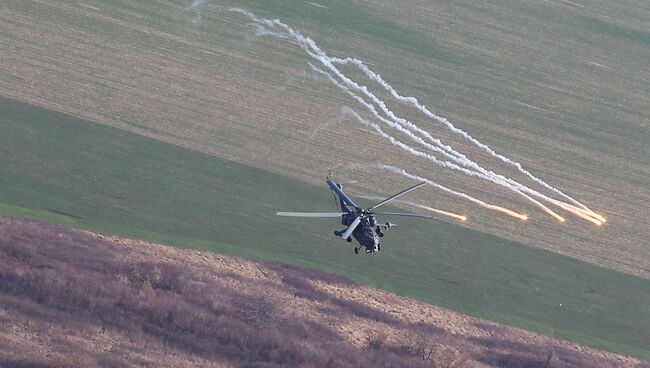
[
  {"x1": 237, "y1": 287, "x2": 282, "y2": 330},
  {"x1": 365, "y1": 328, "x2": 389, "y2": 350},
  {"x1": 402, "y1": 329, "x2": 439, "y2": 364}
]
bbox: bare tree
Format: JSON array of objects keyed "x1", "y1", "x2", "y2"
[
  {"x1": 403, "y1": 328, "x2": 438, "y2": 364},
  {"x1": 402, "y1": 329, "x2": 473, "y2": 368}
]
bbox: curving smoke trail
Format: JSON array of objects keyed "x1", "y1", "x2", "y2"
[
  {"x1": 318, "y1": 65, "x2": 601, "y2": 224},
  {"x1": 310, "y1": 65, "x2": 566, "y2": 221},
  {"x1": 189, "y1": 2, "x2": 605, "y2": 225},
  {"x1": 330, "y1": 56, "x2": 600, "y2": 218}
]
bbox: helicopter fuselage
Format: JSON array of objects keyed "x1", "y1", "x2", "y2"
[{"x1": 342, "y1": 212, "x2": 380, "y2": 253}]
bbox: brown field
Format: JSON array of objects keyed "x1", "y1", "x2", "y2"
[
  {"x1": 0, "y1": 0, "x2": 648, "y2": 277},
  {"x1": 0, "y1": 216, "x2": 646, "y2": 367}
]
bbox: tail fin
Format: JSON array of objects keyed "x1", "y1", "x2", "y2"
[
  {"x1": 326, "y1": 179, "x2": 358, "y2": 211},
  {"x1": 336, "y1": 183, "x2": 348, "y2": 213}
]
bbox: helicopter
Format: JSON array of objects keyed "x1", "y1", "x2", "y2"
[{"x1": 276, "y1": 178, "x2": 435, "y2": 254}]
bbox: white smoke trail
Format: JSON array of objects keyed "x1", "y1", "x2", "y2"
[
  {"x1": 310, "y1": 64, "x2": 566, "y2": 221},
  {"x1": 307, "y1": 64, "x2": 475, "y2": 170},
  {"x1": 344, "y1": 108, "x2": 565, "y2": 221},
  {"x1": 227, "y1": 8, "x2": 579, "y2": 221},
  {"x1": 344, "y1": 107, "x2": 566, "y2": 222},
  {"x1": 330, "y1": 56, "x2": 598, "y2": 216},
  {"x1": 189, "y1": 0, "x2": 219, "y2": 24},
  {"x1": 226, "y1": 9, "x2": 468, "y2": 165},
  {"x1": 196, "y1": 5, "x2": 604, "y2": 224},
  {"x1": 222, "y1": 9, "x2": 520, "y2": 185},
  {"x1": 307, "y1": 45, "x2": 600, "y2": 223}
]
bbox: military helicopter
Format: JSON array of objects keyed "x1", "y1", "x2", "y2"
[{"x1": 277, "y1": 178, "x2": 435, "y2": 254}]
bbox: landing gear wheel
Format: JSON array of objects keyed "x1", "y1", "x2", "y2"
[
  {"x1": 354, "y1": 247, "x2": 359, "y2": 254},
  {"x1": 377, "y1": 244, "x2": 381, "y2": 251},
  {"x1": 346, "y1": 237, "x2": 352, "y2": 243}
]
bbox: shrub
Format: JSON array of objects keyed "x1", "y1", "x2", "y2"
[
  {"x1": 236, "y1": 287, "x2": 281, "y2": 330},
  {"x1": 365, "y1": 328, "x2": 388, "y2": 350}
]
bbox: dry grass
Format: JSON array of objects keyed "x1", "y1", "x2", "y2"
[{"x1": 0, "y1": 216, "x2": 645, "y2": 367}]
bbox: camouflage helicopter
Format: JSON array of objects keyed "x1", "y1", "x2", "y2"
[{"x1": 277, "y1": 178, "x2": 434, "y2": 254}]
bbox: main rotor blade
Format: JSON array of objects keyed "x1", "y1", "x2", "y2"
[
  {"x1": 276, "y1": 212, "x2": 344, "y2": 218},
  {"x1": 368, "y1": 181, "x2": 427, "y2": 210},
  {"x1": 373, "y1": 212, "x2": 436, "y2": 219},
  {"x1": 326, "y1": 180, "x2": 358, "y2": 208},
  {"x1": 340, "y1": 216, "x2": 362, "y2": 240}
]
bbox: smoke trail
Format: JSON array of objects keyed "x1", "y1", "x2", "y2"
[
  {"x1": 343, "y1": 107, "x2": 565, "y2": 222},
  {"x1": 339, "y1": 163, "x2": 529, "y2": 221},
  {"x1": 310, "y1": 64, "x2": 566, "y2": 221},
  {"x1": 307, "y1": 64, "x2": 477, "y2": 170},
  {"x1": 323, "y1": 57, "x2": 600, "y2": 222},
  {"x1": 226, "y1": 9, "x2": 470, "y2": 167},
  {"x1": 330, "y1": 56, "x2": 600, "y2": 217},
  {"x1": 310, "y1": 62, "x2": 599, "y2": 223},
  {"x1": 229, "y1": 8, "x2": 576, "y2": 222},
  {"x1": 189, "y1": 0, "x2": 219, "y2": 24},
  {"x1": 223, "y1": 8, "x2": 520, "y2": 185},
  {"x1": 216, "y1": 6, "x2": 604, "y2": 224},
  {"x1": 190, "y1": 4, "x2": 529, "y2": 220}
]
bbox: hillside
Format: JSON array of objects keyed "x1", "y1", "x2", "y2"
[
  {"x1": 0, "y1": 216, "x2": 645, "y2": 367},
  {"x1": 1, "y1": 0, "x2": 649, "y2": 362}
]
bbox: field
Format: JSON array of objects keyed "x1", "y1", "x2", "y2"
[
  {"x1": 1, "y1": 0, "x2": 649, "y2": 361},
  {"x1": 1, "y1": 97, "x2": 648, "y2": 358},
  {"x1": 1, "y1": 0, "x2": 648, "y2": 277}
]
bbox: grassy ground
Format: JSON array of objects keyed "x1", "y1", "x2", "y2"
[
  {"x1": 1, "y1": 0, "x2": 648, "y2": 277},
  {"x1": 1, "y1": 97, "x2": 648, "y2": 358}
]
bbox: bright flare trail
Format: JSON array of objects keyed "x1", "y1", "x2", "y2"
[{"x1": 359, "y1": 195, "x2": 468, "y2": 222}]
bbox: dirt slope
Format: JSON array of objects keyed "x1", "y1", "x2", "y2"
[{"x1": 0, "y1": 217, "x2": 643, "y2": 367}]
